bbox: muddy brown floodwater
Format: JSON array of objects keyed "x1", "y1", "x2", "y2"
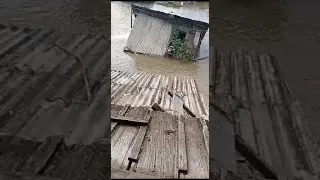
[{"x1": 111, "y1": 1, "x2": 209, "y2": 104}]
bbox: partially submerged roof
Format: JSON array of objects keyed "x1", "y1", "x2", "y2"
[
  {"x1": 111, "y1": 70, "x2": 209, "y2": 120},
  {"x1": 131, "y1": 4, "x2": 209, "y2": 32}
]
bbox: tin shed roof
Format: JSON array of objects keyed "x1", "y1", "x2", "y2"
[{"x1": 131, "y1": 4, "x2": 209, "y2": 32}]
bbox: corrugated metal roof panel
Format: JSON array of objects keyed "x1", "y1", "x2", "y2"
[
  {"x1": 111, "y1": 70, "x2": 209, "y2": 120},
  {"x1": 0, "y1": 25, "x2": 110, "y2": 145},
  {"x1": 211, "y1": 47, "x2": 320, "y2": 180},
  {"x1": 125, "y1": 13, "x2": 172, "y2": 56}
]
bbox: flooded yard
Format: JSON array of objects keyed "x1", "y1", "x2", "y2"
[{"x1": 111, "y1": 1, "x2": 209, "y2": 104}]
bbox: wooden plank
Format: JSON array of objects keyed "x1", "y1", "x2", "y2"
[
  {"x1": 112, "y1": 168, "x2": 157, "y2": 179},
  {"x1": 199, "y1": 118, "x2": 209, "y2": 154},
  {"x1": 111, "y1": 104, "x2": 125, "y2": 116},
  {"x1": 133, "y1": 111, "x2": 177, "y2": 178},
  {"x1": 118, "y1": 104, "x2": 130, "y2": 116},
  {"x1": 178, "y1": 115, "x2": 188, "y2": 173},
  {"x1": 111, "y1": 125, "x2": 139, "y2": 170},
  {"x1": 235, "y1": 135, "x2": 278, "y2": 179},
  {"x1": 111, "y1": 105, "x2": 130, "y2": 132},
  {"x1": 172, "y1": 93, "x2": 188, "y2": 173},
  {"x1": 111, "y1": 115, "x2": 149, "y2": 125},
  {"x1": 152, "y1": 103, "x2": 164, "y2": 111},
  {"x1": 128, "y1": 126, "x2": 148, "y2": 162},
  {"x1": 22, "y1": 136, "x2": 63, "y2": 174},
  {"x1": 180, "y1": 116, "x2": 209, "y2": 178},
  {"x1": 112, "y1": 107, "x2": 150, "y2": 170}
]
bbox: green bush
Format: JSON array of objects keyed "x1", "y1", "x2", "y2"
[{"x1": 169, "y1": 16, "x2": 192, "y2": 61}]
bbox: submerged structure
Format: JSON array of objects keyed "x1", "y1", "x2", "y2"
[{"x1": 124, "y1": 4, "x2": 209, "y2": 59}]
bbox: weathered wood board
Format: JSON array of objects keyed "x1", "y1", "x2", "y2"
[{"x1": 131, "y1": 111, "x2": 178, "y2": 178}]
